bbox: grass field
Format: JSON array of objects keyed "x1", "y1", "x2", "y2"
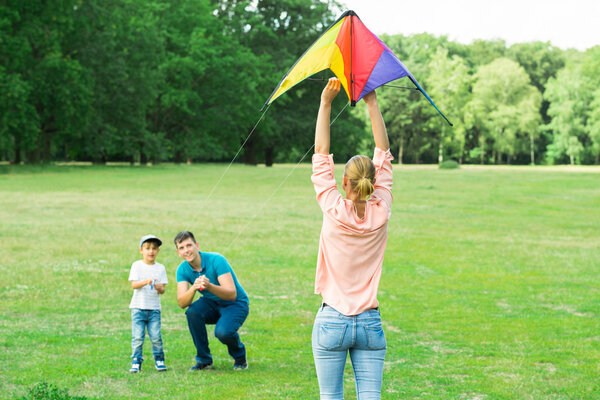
[{"x1": 1, "y1": 163, "x2": 599, "y2": 399}]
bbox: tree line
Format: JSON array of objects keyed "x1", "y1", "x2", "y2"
[{"x1": 1, "y1": 0, "x2": 599, "y2": 165}]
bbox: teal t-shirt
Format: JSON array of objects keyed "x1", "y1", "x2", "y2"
[{"x1": 176, "y1": 252, "x2": 249, "y2": 305}]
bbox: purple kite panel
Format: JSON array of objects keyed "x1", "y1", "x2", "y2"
[{"x1": 357, "y1": 49, "x2": 410, "y2": 101}]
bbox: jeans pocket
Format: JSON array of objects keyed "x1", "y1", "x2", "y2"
[
  {"x1": 318, "y1": 322, "x2": 347, "y2": 350},
  {"x1": 365, "y1": 323, "x2": 387, "y2": 350}
]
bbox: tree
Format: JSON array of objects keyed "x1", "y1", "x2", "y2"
[
  {"x1": 74, "y1": 0, "x2": 163, "y2": 163},
  {"x1": 544, "y1": 65, "x2": 591, "y2": 165},
  {"x1": 544, "y1": 46, "x2": 600, "y2": 165},
  {"x1": 465, "y1": 39, "x2": 506, "y2": 71},
  {"x1": 213, "y1": 0, "x2": 365, "y2": 166},
  {"x1": 379, "y1": 33, "x2": 451, "y2": 164},
  {"x1": 507, "y1": 42, "x2": 565, "y2": 162},
  {"x1": 0, "y1": 0, "x2": 92, "y2": 163},
  {"x1": 0, "y1": 68, "x2": 38, "y2": 163},
  {"x1": 426, "y1": 48, "x2": 472, "y2": 163},
  {"x1": 142, "y1": 0, "x2": 263, "y2": 163},
  {"x1": 586, "y1": 88, "x2": 600, "y2": 164},
  {"x1": 469, "y1": 58, "x2": 541, "y2": 164},
  {"x1": 507, "y1": 42, "x2": 565, "y2": 94}
]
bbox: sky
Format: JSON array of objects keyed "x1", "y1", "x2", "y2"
[{"x1": 340, "y1": 0, "x2": 600, "y2": 50}]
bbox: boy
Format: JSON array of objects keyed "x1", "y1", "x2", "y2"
[
  {"x1": 128, "y1": 234, "x2": 168, "y2": 373},
  {"x1": 174, "y1": 231, "x2": 250, "y2": 371}
]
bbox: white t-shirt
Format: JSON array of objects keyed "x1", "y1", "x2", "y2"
[{"x1": 128, "y1": 260, "x2": 168, "y2": 310}]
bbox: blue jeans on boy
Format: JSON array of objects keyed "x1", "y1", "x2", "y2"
[
  {"x1": 312, "y1": 305, "x2": 387, "y2": 400},
  {"x1": 131, "y1": 308, "x2": 164, "y2": 363},
  {"x1": 185, "y1": 297, "x2": 249, "y2": 364}
]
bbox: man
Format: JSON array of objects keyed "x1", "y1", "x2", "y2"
[{"x1": 174, "y1": 231, "x2": 249, "y2": 370}]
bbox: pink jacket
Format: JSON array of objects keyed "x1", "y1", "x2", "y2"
[{"x1": 311, "y1": 147, "x2": 394, "y2": 315}]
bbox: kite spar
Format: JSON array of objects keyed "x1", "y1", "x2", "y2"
[{"x1": 262, "y1": 10, "x2": 453, "y2": 126}]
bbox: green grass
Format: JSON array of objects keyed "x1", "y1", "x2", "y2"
[{"x1": 1, "y1": 163, "x2": 599, "y2": 399}]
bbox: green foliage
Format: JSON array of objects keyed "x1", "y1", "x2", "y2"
[
  {"x1": 427, "y1": 48, "x2": 472, "y2": 163},
  {"x1": 469, "y1": 58, "x2": 542, "y2": 164},
  {"x1": 1, "y1": 2, "x2": 600, "y2": 165},
  {"x1": 20, "y1": 382, "x2": 88, "y2": 400},
  {"x1": 377, "y1": 33, "x2": 446, "y2": 164},
  {"x1": 438, "y1": 159, "x2": 460, "y2": 169},
  {"x1": 586, "y1": 88, "x2": 600, "y2": 163},
  {"x1": 543, "y1": 47, "x2": 600, "y2": 165},
  {"x1": 0, "y1": 67, "x2": 38, "y2": 160},
  {"x1": 215, "y1": 0, "x2": 358, "y2": 165},
  {"x1": 0, "y1": 0, "x2": 91, "y2": 163},
  {"x1": 507, "y1": 42, "x2": 565, "y2": 93},
  {"x1": 465, "y1": 39, "x2": 507, "y2": 70}
]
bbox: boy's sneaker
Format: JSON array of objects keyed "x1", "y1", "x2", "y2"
[
  {"x1": 155, "y1": 360, "x2": 167, "y2": 372},
  {"x1": 129, "y1": 362, "x2": 141, "y2": 373},
  {"x1": 189, "y1": 362, "x2": 213, "y2": 371},
  {"x1": 233, "y1": 357, "x2": 248, "y2": 370}
]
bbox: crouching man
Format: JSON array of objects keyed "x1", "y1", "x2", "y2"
[{"x1": 174, "y1": 231, "x2": 249, "y2": 371}]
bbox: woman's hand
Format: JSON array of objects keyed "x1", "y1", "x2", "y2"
[
  {"x1": 321, "y1": 77, "x2": 341, "y2": 105},
  {"x1": 363, "y1": 89, "x2": 377, "y2": 106}
]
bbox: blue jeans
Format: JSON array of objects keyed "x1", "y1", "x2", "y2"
[
  {"x1": 185, "y1": 297, "x2": 249, "y2": 364},
  {"x1": 312, "y1": 305, "x2": 387, "y2": 400},
  {"x1": 131, "y1": 308, "x2": 164, "y2": 363}
]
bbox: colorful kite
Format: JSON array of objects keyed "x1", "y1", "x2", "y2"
[{"x1": 262, "y1": 10, "x2": 452, "y2": 126}]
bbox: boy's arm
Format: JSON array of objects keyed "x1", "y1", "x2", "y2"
[
  {"x1": 154, "y1": 283, "x2": 165, "y2": 294},
  {"x1": 131, "y1": 278, "x2": 153, "y2": 290},
  {"x1": 153, "y1": 267, "x2": 167, "y2": 294}
]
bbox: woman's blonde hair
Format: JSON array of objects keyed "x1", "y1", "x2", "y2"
[{"x1": 344, "y1": 155, "x2": 376, "y2": 201}]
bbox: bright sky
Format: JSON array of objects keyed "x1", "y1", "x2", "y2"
[{"x1": 340, "y1": 0, "x2": 600, "y2": 50}]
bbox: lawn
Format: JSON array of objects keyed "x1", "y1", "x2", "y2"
[{"x1": 0, "y1": 163, "x2": 599, "y2": 399}]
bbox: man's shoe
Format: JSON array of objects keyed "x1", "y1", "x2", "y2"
[
  {"x1": 129, "y1": 362, "x2": 141, "y2": 373},
  {"x1": 155, "y1": 360, "x2": 167, "y2": 372},
  {"x1": 189, "y1": 362, "x2": 213, "y2": 371},
  {"x1": 233, "y1": 357, "x2": 248, "y2": 370}
]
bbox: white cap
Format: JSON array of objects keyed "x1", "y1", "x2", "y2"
[{"x1": 139, "y1": 234, "x2": 162, "y2": 248}]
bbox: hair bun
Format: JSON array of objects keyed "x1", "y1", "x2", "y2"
[{"x1": 344, "y1": 155, "x2": 376, "y2": 201}]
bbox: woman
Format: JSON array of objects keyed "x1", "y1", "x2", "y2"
[{"x1": 311, "y1": 78, "x2": 394, "y2": 400}]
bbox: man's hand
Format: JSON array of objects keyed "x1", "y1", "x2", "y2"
[
  {"x1": 321, "y1": 77, "x2": 341, "y2": 105},
  {"x1": 193, "y1": 276, "x2": 209, "y2": 291}
]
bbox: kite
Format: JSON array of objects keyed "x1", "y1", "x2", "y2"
[{"x1": 262, "y1": 10, "x2": 452, "y2": 126}]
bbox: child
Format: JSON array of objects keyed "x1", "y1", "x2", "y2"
[{"x1": 128, "y1": 234, "x2": 168, "y2": 373}]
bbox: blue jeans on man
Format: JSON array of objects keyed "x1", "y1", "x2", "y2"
[
  {"x1": 312, "y1": 305, "x2": 387, "y2": 400},
  {"x1": 186, "y1": 297, "x2": 249, "y2": 364},
  {"x1": 131, "y1": 308, "x2": 164, "y2": 363}
]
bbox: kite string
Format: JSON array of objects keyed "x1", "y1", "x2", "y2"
[
  {"x1": 205, "y1": 103, "x2": 271, "y2": 202},
  {"x1": 330, "y1": 101, "x2": 350, "y2": 125},
  {"x1": 224, "y1": 101, "x2": 350, "y2": 252},
  {"x1": 224, "y1": 144, "x2": 314, "y2": 252}
]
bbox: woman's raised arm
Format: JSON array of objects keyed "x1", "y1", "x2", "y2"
[
  {"x1": 363, "y1": 90, "x2": 390, "y2": 151},
  {"x1": 314, "y1": 78, "x2": 341, "y2": 154}
]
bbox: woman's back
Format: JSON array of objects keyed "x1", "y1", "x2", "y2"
[{"x1": 311, "y1": 147, "x2": 394, "y2": 316}]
